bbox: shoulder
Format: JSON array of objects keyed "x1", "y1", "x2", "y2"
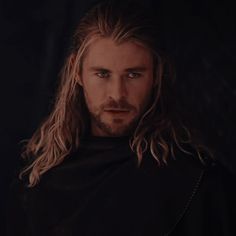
[
  {"x1": 173, "y1": 145, "x2": 236, "y2": 186},
  {"x1": 200, "y1": 158, "x2": 236, "y2": 198}
]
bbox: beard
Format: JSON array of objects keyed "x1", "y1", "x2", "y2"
[
  {"x1": 88, "y1": 98, "x2": 144, "y2": 137},
  {"x1": 90, "y1": 111, "x2": 140, "y2": 137}
]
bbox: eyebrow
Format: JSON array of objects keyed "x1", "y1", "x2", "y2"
[
  {"x1": 89, "y1": 67, "x2": 110, "y2": 72},
  {"x1": 89, "y1": 66, "x2": 148, "y2": 72},
  {"x1": 124, "y1": 67, "x2": 148, "y2": 72}
]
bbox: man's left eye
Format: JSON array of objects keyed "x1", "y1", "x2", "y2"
[{"x1": 127, "y1": 72, "x2": 141, "y2": 79}]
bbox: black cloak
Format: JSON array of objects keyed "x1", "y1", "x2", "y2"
[{"x1": 6, "y1": 136, "x2": 236, "y2": 235}]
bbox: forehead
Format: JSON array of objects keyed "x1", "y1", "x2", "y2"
[{"x1": 83, "y1": 37, "x2": 153, "y2": 69}]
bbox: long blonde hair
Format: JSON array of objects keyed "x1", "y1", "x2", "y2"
[{"x1": 19, "y1": 0, "x2": 212, "y2": 187}]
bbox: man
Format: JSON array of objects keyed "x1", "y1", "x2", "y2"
[{"x1": 7, "y1": 0, "x2": 236, "y2": 235}]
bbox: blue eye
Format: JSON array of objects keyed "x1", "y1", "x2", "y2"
[
  {"x1": 96, "y1": 71, "x2": 109, "y2": 78},
  {"x1": 128, "y1": 72, "x2": 141, "y2": 79}
]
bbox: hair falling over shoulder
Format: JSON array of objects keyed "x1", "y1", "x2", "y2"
[{"x1": 19, "y1": 0, "x2": 213, "y2": 187}]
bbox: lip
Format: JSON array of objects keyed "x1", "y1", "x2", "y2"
[
  {"x1": 104, "y1": 108, "x2": 130, "y2": 111},
  {"x1": 105, "y1": 109, "x2": 129, "y2": 111},
  {"x1": 104, "y1": 109, "x2": 130, "y2": 114}
]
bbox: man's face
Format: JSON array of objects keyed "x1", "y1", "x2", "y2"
[{"x1": 79, "y1": 37, "x2": 154, "y2": 137}]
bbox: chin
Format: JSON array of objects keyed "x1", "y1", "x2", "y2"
[
  {"x1": 92, "y1": 113, "x2": 139, "y2": 137},
  {"x1": 111, "y1": 128, "x2": 131, "y2": 136},
  {"x1": 103, "y1": 122, "x2": 135, "y2": 137}
]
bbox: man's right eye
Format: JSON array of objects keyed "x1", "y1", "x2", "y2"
[{"x1": 95, "y1": 71, "x2": 109, "y2": 78}]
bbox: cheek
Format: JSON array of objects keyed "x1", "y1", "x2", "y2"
[
  {"x1": 128, "y1": 81, "x2": 153, "y2": 108},
  {"x1": 83, "y1": 83, "x2": 105, "y2": 109}
]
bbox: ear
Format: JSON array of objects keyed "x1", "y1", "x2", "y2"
[
  {"x1": 76, "y1": 74, "x2": 83, "y2": 87},
  {"x1": 70, "y1": 53, "x2": 83, "y2": 87}
]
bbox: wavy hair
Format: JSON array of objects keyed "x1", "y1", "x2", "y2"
[{"x1": 19, "y1": 0, "x2": 212, "y2": 187}]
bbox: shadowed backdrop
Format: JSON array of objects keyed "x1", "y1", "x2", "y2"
[{"x1": 1, "y1": 0, "x2": 235, "y2": 235}]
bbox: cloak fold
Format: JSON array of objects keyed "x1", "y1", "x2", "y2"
[{"x1": 6, "y1": 137, "x2": 236, "y2": 235}]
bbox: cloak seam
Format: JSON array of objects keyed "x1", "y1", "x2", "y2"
[{"x1": 164, "y1": 169, "x2": 205, "y2": 236}]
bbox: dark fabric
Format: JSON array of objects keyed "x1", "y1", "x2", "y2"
[{"x1": 6, "y1": 136, "x2": 236, "y2": 236}]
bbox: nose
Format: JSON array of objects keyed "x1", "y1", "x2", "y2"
[{"x1": 108, "y1": 77, "x2": 127, "y2": 100}]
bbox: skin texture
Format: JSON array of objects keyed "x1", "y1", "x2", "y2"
[{"x1": 78, "y1": 37, "x2": 154, "y2": 137}]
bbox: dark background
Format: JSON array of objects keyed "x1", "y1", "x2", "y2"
[{"x1": 1, "y1": 0, "x2": 235, "y2": 235}]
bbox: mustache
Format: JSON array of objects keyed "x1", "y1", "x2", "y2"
[{"x1": 101, "y1": 98, "x2": 135, "y2": 110}]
